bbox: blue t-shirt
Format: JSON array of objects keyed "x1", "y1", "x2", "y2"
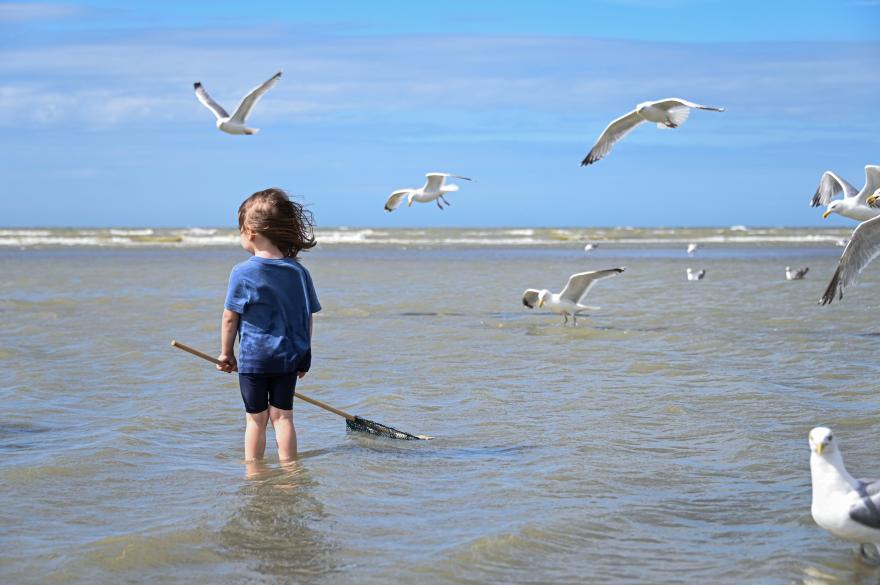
[{"x1": 224, "y1": 256, "x2": 321, "y2": 374}]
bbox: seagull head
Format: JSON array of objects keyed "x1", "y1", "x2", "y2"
[
  {"x1": 868, "y1": 188, "x2": 880, "y2": 209},
  {"x1": 537, "y1": 290, "x2": 550, "y2": 308},
  {"x1": 822, "y1": 201, "x2": 842, "y2": 219},
  {"x1": 809, "y1": 427, "x2": 837, "y2": 457}
]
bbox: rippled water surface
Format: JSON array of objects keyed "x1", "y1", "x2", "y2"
[{"x1": 2, "y1": 232, "x2": 880, "y2": 584}]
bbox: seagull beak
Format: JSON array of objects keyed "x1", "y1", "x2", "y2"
[
  {"x1": 822, "y1": 209, "x2": 832, "y2": 219},
  {"x1": 538, "y1": 300, "x2": 544, "y2": 308},
  {"x1": 816, "y1": 443, "x2": 825, "y2": 455}
]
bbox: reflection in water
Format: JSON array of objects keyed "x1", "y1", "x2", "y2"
[
  {"x1": 802, "y1": 558, "x2": 880, "y2": 585},
  {"x1": 220, "y1": 460, "x2": 339, "y2": 584}
]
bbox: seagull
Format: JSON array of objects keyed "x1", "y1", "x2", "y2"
[
  {"x1": 522, "y1": 268, "x2": 625, "y2": 327},
  {"x1": 686, "y1": 268, "x2": 706, "y2": 281},
  {"x1": 580, "y1": 98, "x2": 725, "y2": 166},
  {"x1": 584, "y1": 243, "x2": 599, "y2": 253},
  {"x1": 785, "y1": 266, "x2": 810, "y2": 281},
  {"x1": 819, "y1": 214, "x2": 880, "y2": 304},
  {"x1": 811, "y1": 166, "x2": 880, "y2": 222},
  {"x1": 687, "y1": 243, "x2": 700, "y2": 256},
  {"x1": 384, "y1": 173, "x2": 472, "y2": 212},
  {"x1": 809, "y1": 427, "x2": 880, "y2": 560},
  {"x1": 194, "y1": 71, "x2": 282, "y2": 135}
]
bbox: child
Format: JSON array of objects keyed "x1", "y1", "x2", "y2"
[{"x1": 217, "y1": 188, "x2": 320, "y2": 461}]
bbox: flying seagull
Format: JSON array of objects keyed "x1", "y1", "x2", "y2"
[
  {"x1": 384, "y1": 173, "x2": 473, "y2": 212},
  {"x1": 194, "y1": 71, "x2": 282, "y2": 135},
  {"x1": 580, "y1": 98, "x2": 725, "y2": 166},
  {"x1": 686, "y1": 268, "x2": 706, "y2": 281},
  {"x1": 584, "y1": 243, "x2": 599, "y2": 253},
  {"x1": 811, "y1": 166, "x2": 880, "y2": 222},
  {"x1": 522, "y1": 268, "x2": 625, "y2": 326},
  {"x1": 819, "y1": 214, "x2": 880, "y2": 304},
  {"x1": 785, "y1": 266, "x2": 809, "y2": 281},
  {"x1": 809, "y1": 427, "x2": 880, "y2": 560},
  {"x1": 687, "y1": 243, "x2": 701, "y2": 256}
]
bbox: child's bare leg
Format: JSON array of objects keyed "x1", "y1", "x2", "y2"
[
  {"x1": 269, "y1": 406, "x2": 297, "y2": 460},
  {"x1": 244, "y1": 410, "x2": 269, "y2": 461}
]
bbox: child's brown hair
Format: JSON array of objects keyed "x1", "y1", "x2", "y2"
[{"x1": 238, "y1": 188, "x2": 317, "y2": 258}]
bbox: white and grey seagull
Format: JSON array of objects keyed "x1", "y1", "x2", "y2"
[
  {"x1": 384, "y1": 173, "x2": 473, "y2": 212},
  {"x1": 819, "y1": 212, "x2": 880, "y2": 304},
  {"x1": 785, "y1": 266, "x2": 810, "y2": 281},
  {"x1": 686, "y1": 268, "x2": 706, "y2": 281},
  {"x1": 580, "y1": 98, "x2": 725, "y2": 166},
  {"x1": 522, "y1": 268, "x2": 625, "y2": 326},
  {"x1": 194, "y1": 71, "x2": 282, "y2": 135},
  {"x1": 811, "y1": 165, "x2": 880, "y2": 222},
  {"x1": 809, "y1": 426, "x2": 880, "y2": 560}
]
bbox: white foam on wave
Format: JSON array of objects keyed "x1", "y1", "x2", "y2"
[{"x1": 109, "y1": 229, "x2": 154, "y2": 236}]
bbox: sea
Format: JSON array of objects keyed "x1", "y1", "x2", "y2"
[{"x1": 2, "y1": 226, "x2": 879, "y2": 585}]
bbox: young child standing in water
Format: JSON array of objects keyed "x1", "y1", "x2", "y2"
[{"x1": 217, "y1": 188, "x2": 320, "y2": 461}]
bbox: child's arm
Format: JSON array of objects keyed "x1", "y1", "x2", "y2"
[
  {"x1": 217, "y1": 309, "x2": 239, "y2": 372},
  {"x1": 297, "y1": 315, "x2": 313, "y2": 379}
]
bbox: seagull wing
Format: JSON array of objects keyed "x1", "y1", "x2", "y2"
[
  {"x1": 819, "y1": 215, "x2": 880, "y2": 304},
  {"x1": 812, "y1": 171, "x2": 858, "y2": 207},
  {"x1": 559, "y1": 267, "x2": 625, "y2": 304},
  {"x1": 580, "y1": 110, "x2": 645, "y2": 166},
  {"x1": 857, "y1": 165, "x2": 880, "y2": 205},
  {"x1": 849, "y1": 479, "x2": 880, "y2": 530},
  {"x1": 651, "y1": 98, "x2": 726, "y2": 112},
  {"x1": 522, "y1": 289, "x2": 541, "y2": 309},
  {"x1": 384, "y1": 189, "x2": 410, "y2": 212},
  {"x1": 425, "y1": 173, "x2": 447, "y2": 192},
  {"x1": 229, "y1": 71, "x2": 282, "y2": 124},
  {"x1": 193, "y1": 82, "x2": 229, "y2": 120}
]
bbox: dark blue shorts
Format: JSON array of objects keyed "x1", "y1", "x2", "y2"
[{"x1": 238, "y1": 373, "x2": 297, "y2": 413}]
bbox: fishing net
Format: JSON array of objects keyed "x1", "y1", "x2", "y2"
[{"x1": 346, "y1": 416, "x2": 430, "y2": 440}]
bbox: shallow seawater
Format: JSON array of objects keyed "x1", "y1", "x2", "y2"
[{"x1": 1, "y1": 235, "x2": 880, "y2": 585}]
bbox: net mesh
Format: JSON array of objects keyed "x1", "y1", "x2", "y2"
[{"x1": 346, "y1": 416, "x2": 427, "y2": 440}]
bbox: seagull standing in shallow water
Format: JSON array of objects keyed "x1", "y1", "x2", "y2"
[
  {"x1": 686, "y1": 268, "x2": 706, "y2": 281},
  {"x1": 194, "y1": 72, "x2": 282, "y2": 135},
  {"x1": 809, "y1": 427, "x2": 880, "y2": 560},
  {"x1": 384, "y1": 173, "x2": 473, "y2": 212},
  {"x1": 811, "y1": 166, "x2": 880, "y2": 222},
  {"x1": 522, "y1": 268, "x2": 625, "y2": 326},
  {"x1": 580, "y1": 98, "x2": 725, "y2": 166},
  {"x1": 785, "y1": 266, "x2": 809, "y2": 280}
]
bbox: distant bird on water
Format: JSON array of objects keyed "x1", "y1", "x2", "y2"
[
  {"x1": 580, "y1": 98, "x2": 725, "y2": 166},
  {"x1": 809, "y1": 426, "x2": 880, "y2": 560},
  {"x1": 811, "y1": 166, "x2": 880, "y2": 222},
  {"x1": 686, "y1": 268, "x2": 706, "y2": 281},
  {"x1": 194, "y1": 71, "x2": 282, "y2": 135},
  {"x1": 522, "y1": 268, "x2": 625, "y2": 327},
  {"x1": 819, "y1": 215, "x2": 880, "y2": 304},
  {"x1": 384, "y1": 173, "x2": 473, "y2": 212},
  {"x1": 785, "y1": 266, "x2": 809, "y2": 281}
]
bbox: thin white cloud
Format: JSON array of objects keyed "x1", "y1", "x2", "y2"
[{"x1": 0, "y1": 2, "x2": 79, "y2": 22}]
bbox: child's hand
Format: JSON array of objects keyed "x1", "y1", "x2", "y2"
[
  {"x1": 217, "y1": 354, "x2": 238, "y2": 373},
  {"x1": 297, "y1": 371, "x2": 307, "y2": 379}
]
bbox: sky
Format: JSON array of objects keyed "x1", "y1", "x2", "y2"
[{"x1": 0, "y1": 0, "x2": 878, "y2": 228}]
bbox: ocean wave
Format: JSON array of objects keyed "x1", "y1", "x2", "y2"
[{"x1": 0, "y1": 227, "x2": 853, "y2": 248}]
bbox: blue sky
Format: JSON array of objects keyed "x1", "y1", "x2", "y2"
[{"x1": 1, "y1": 0, "x2": 878, "y2": 228}]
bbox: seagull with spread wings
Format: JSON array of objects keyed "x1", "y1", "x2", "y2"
[
  {"x1": 384, "y1": 173, "x2": 473, "y2": 212},
  {"x1": 193, "y1": 71, "x2": 282, "y2": 135},
  {"x1": 819, "y1": 211, "x2": 880, "y2": 304},
  {"x1": 580, "y1": 98, "x2": 725, "y2": 166},
  {"x1": 811, "y1": 165, "x2": 880, "y2": 222},
  {"x1": 522, "y1": 268, "x2": 625, "y2": 327}
]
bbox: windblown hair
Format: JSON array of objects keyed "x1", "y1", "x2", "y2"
[{"x1": 238, "y1": 188, "x2": 316, "y2": 258}]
